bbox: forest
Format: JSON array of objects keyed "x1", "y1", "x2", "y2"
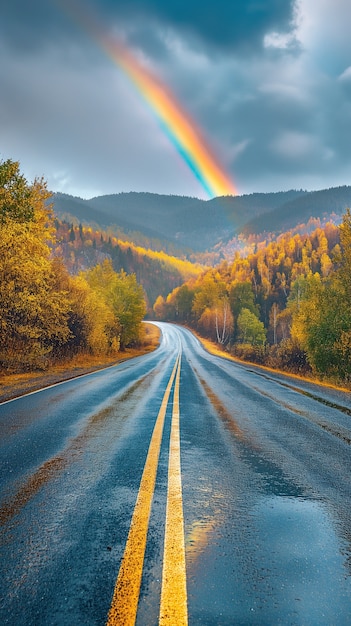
[
  {"x1": 0, "y1": 160, "x2": 147, "y2": 371},
  {"x1": 1, "y1": 157, "x2": 351, "y2": 385},
  {"x1": 154, "y1": 212, "x2": 351, "y2": 385},
  {"x1": 52, "y1": 220, "x2": 203, "y2": 308}
]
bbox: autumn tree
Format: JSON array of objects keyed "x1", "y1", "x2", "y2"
[
  {"x1": 302, "y1": 210, "x2": 351, "y2": 379},
  {"x1": 237, "y1": 308, "x2": 266, "y2": 346},
  {"x1": 192, "y1": 273, "x2": 233, "y2": 344},
  {"x1": 64, "y1": 272, "x2": 119, "y2": 356},
  {"x1": 173, "y1": 285, "x2": 194, "y2": 322},
  {"x1": 153, "y1": 295, "x2": 168, "y2": 320},
  {"x1": 286, "y1": 213, "x2": 351, "y2": 380},
  {"x1": 110, "y1": 271, "x2": 147, "y2": 348},
  {"x1": 229, "y1": 280, "x2": 259, "y2": 340},
  {"x1": 0, "y1": 160, "x2": 70, "y2": 369},
  {"x1": 0, "y1": 159, "x2": 37, "y2": 223},
  {"x1": 85, "y1": 260, "x2": 146, "y2": 349},
  {"x1": 304, "y1": 280, "x2": 350, "y2": 377},
  {"x1": 338, "y1": 208, "x2": 351, "y2": 295}
]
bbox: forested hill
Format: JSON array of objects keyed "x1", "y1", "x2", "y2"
[
  {"x1": 52, "y1": 186, "x2": 351, "y2": 252},
  {"x1": 52, "y1": 221, "x2": 204, "y2": 310},
  {"x1": 242, "y1": 186, "x2": 351, "y2": 235}
]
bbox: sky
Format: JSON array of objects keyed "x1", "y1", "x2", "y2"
[{"x1": 1, "y1": 0, "x2": 351, "y2": 199}]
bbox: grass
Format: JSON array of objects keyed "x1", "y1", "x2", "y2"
[{"x1": 192, "y1": 331, "x2": 351, "y2": 393}]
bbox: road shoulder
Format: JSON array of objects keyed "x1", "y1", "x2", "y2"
[{"x1": 0, "y1": 323, "x2": 160, "y2": 403}]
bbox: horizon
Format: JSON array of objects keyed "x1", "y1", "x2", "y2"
[{"x1": 52, "y1": 183, "x2": 351, "y2": 203}]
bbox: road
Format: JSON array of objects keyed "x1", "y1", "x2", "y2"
[{"x1": 1, "y1": 322, "x2": 351, "y2": 625}]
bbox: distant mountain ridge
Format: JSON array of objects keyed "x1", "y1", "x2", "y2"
[
  {"x1": 241, "y1": 186, "x2": 351, "y2": 235},
  {"x1": 52, "y1": 186, "x2": 351, "y2": 253}
]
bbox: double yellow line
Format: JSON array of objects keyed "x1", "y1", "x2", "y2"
[{"x1": 106, "y1": 352, "x2": 188, "y2": 626}]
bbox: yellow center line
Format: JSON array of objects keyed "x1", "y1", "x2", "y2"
[
  {"x1": 106, "y1": 354, "x2": 180, "y2": 626},
  {"x1": 159, "y1": 355, "x2": 188, "y2": 625}
]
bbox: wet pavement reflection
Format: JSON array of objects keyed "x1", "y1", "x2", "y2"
[{"x1": 1, "y1": 323, "x2": 351, "y2": 625}]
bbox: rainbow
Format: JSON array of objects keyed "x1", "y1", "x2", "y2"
[{"x1": 59, "y1": 0, "x2": 237, "y2": 198}]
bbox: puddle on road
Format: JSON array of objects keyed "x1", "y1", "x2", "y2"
[
  {"x1": 182, "y1": 425, "x2": 351, "y2": 624},
  {"x1": 187, "y1": 492, "x2": 351, "y2": 625},
  {"x1": 249, "y1": 494, "x2": 351, "y2": 624}
]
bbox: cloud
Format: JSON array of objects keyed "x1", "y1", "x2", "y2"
[
  {"x1": 296, "y1": 0, "x2": 351, "y2": 75},
  {"x1": 1, "y1": 0, "x2": 296, "y2": 55},
  {"x1": 99, "y1": 0, "x2": 296, "y2": 53},
  {"x1": 270, "y1": 131, "x2": 318, "y2": 159},
  {"x1": 339, "y1": 66, "x2": 351, "y2": 82},
  {"x1": 0, "y1": 38, "x2": 206, "y2": 198},
  {"x1": 1, "y1": 0, "x2": 351, "y2": 198}
]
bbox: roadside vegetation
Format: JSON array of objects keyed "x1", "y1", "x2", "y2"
[
  {"x1": 0, "y1": 323, "x2": 160, "y2": 403},
  {"x1": 154, "y1": 210, "x2": 351, "y2": 387},
  {"x1": 0, "y1": 159, "x2": 148, "y2": 373}
]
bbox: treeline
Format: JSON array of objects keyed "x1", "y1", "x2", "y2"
[
  {"x1": 0, "y1": 160, "x2": 146, "y2": 371},
  {"x1": 154, "y1": 214, "x2": 351, "y2": 384}
]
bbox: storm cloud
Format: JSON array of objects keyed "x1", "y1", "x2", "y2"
[{"x1": 1, "y1": 0, "x2": 350, "y2": 198}]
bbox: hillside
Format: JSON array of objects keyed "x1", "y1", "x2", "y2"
[
  {"x1": 52, "y1": 186, "x2": 351, "y2": 253},
  {"x1": 241, "y1": 186, "x2": 351, "y2": 235},
  {"x1": 53, "y1": 221, "x2": 204, "y2": 310},
  {"x1": 155, "y1": 211, "x2": 351, "y2": 384}
]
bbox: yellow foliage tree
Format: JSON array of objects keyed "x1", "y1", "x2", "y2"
[
  {"x1": 66, "y1": 274, "x2": 119, "y2": 356},
  {"x1": 0, "y1": 161, "x2": 70, "y2": 370},
  {"x1": 84, "y1": 260, "x2": 146, "y2": 349}
]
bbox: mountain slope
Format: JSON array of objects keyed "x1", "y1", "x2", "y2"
[
  {"x1": 242, "y1": 186, "x2": 351, "y2": 235},
  {"x1": 53, "y1": 221, "x2": 204, "y2": 309},
  {"x1": 52, "y1": 186, "x2": 351, "y2": 253}
]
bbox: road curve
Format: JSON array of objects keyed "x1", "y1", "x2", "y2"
[{"x1": 1, "y1": 322, "x2": 351, "y2": 625}]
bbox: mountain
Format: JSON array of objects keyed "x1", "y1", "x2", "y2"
[
  {"x1": 241, "y1": 186, "x2": 351, "y2": 235},
  {"x1": 52, "y1": 186, "x2": 351, "y2": 253}
]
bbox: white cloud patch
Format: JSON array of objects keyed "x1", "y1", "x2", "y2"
[
  {"x1": 263, "y1": 30, "x2": 297, "y2": 50},
  {"x1": 227, "y1": 139, "x2": 252, "y2": 163},
  {"x1": 259, "y1": 81, "x2": 309, "y2": 105},
  {"x1": 295, "y1": 0, "x2": 351, "y2": 74},
  {"x1": 270, "y1": 131, "x2": 317, "y2": 159},
  {"x1": 339, "y1": 66, "x2": 351, "y2": 82}
]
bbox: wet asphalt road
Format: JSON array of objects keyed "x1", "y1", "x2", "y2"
[{"x1": 1, "y1": 322, "x2": 351, "y2": 625}]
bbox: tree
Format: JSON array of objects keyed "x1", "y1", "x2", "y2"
[
  {"x1": 85, "y1": 260, "x2": 146, "y2": 349},
  {"x1": 197, "y1": 298, "x2": 234, "y2": 344},
  {"x1": 192, "y1": 273, "x2": 233, "y2": 343},
  {"x1": 229, "y1": 280, "x2": 259, "y2": 340},
  {"x1": 0, "y1": 159, "x2": 38, "y2": 223},
  {"x1": 338, "y1": 208, "x2": 351, "y2": 295},
  {"x1": 110, "y1": 271, "x2": 147, "y2": 348},
  {"x1": 302, "y1": 278, "x2": 351, "y2": 378},
  {"x1": 237, "y1": 308, "x2": 266, "y2": 346},
  {"x1": 0, "y1": 162, "x2": 70, "y2": 369},
  {"x1": 153, "y1": 295, "x2": 168, "y2": 320},
  {"x1": 192, "y1": 274, "x2": 225, "y2": 318},
  {"x1": 173, "y1": 285, "x2": 194, "y2": 322},
  {"x1": 62, "y1": 272, "x2": 118, "y2": 356},
  {"x1": 287, "y1": 246, "x2": 351, "y2": 380},
  {"x1": 269, "y1": 302, "x2": 280, "y2": 345},
  {"x1": 0, "y1": 225, "x2": 71, "y2": 368}
]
